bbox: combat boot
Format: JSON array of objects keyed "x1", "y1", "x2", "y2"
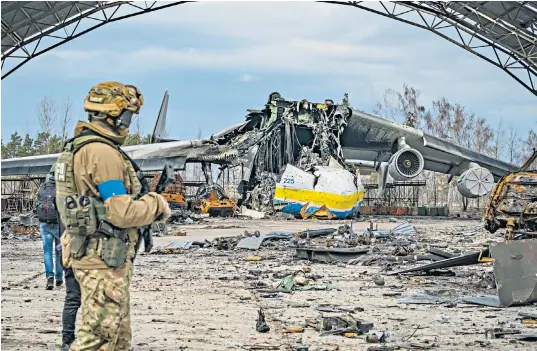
[{"x1": 46, "y1": 277, "x2": 54, "y2": 290}]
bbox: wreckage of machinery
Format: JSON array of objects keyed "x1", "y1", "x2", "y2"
[{"x1": 1, "y1": 91, "x2": 522, "y2": 220}]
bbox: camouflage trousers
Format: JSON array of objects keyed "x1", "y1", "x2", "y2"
[{"x1": 70, "y1": 261, "x2": 133, "y2": 351}]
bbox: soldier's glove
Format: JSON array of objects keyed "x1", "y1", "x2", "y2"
[{"x1": 153, "y1": 193, "x2": 171, "y2": 223}]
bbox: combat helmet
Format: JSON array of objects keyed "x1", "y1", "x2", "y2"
[{"x1": 83, "y1": 81, "x2": 144, "y2": 134}]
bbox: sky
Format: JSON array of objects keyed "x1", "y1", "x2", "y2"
[{"x1": 2, "y1": 1, "x2": 536, "y2": 144}]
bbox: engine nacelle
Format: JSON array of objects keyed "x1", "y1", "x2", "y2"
[
  {"x1": 456, "y1": 167, "x2": 494, "y2": 198},
  {"x1": 388, "y1": 148, "x2": 424, "y2": 181}
]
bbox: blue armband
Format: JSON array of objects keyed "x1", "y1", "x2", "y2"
[{"x1": 97, "y1": 180, "x2": 127, "y2": 201}]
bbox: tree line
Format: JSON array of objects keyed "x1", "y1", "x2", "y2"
[
  {"x1": 373, "y1": 84, "x2": 537, "y2": 210},
  {"x1": 373, "y1": 84, "x2": 536, "y2": 164},
  {"x1": 1, "y1": 96, "x2": 152, "y2": 159}
]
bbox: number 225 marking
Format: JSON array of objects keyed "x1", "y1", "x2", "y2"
[{"x1": 282, "y1": 178, "x2": 295, "y2": 184}]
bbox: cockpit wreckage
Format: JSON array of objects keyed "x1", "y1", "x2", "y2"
[{"x1": 1, "y1": 91, "x2": 520, "y2": 220}]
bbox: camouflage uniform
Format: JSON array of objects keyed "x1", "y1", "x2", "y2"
[
  {"x1": 71, "y1": 261, "x2": 133, "y2": 350},
  {"x1": 59, "y1": 82, "x2": 170, "y2": 351}
]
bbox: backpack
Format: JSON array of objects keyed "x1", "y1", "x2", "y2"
[{"x1": 36, "y1": 178, "x2": 58, "y2": 223}]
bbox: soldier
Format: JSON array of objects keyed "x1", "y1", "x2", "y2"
[{"x1": 56, "y1": 81, "x2": 171, "y2": 350}]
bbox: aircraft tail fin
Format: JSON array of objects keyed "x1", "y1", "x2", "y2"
[{"x1": 151, "y1": 90, "x2": 173, "y2": 143}]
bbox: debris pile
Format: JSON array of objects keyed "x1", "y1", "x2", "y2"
[
  {"x1": 2, "y1": 212, "x2": 40, "y2": 237},
  {"x1": 165, "y1": 208, "x2": 204, "y2": 225},
  {"x1": 211, "y1": 93, "x2": 363, "y2": 220}
]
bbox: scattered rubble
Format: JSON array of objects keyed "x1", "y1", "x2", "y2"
[
  {"x1": 1, "y1": 212, "x2": 40, "y2": 237},
  {"x1": 4, "y1": 216, "x2": 537, "y2": 350}
]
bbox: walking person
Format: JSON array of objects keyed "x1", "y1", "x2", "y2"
[{"x1": 36, "y1": 169, "x2": 63, "y2": 289}]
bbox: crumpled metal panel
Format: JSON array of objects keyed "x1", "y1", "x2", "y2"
[
  {"x1": 518, "y1": 333, "x2": 537, "y2": 341},
  {"x1": 391, "y1": 222, "x2": 417, "y2": 235},
  {"x1": 295, "y1": 247, "x2": 369, "y2": 263},
  {"x1": 461, "y1": 296, "x2": 502, "y2": 308},
  {"x1": 19, "y1": 213, "x2": 39, "y2": 227},
  {"x1": 236, "y1": 231, "x2": 294, "y2": 250},
  {"x1": 490, "y1": 239, "x2": 537, "y2": 307},
  {"x1": 398, "y1": 291, "x2": 457, "y2": 305}
]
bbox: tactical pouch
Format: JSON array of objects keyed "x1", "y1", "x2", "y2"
[
  {"x1": 69, "y1": 234, "x2": 88, "y2": 260},
  {"x1": 98, "y1": 220, "x2": 128, "y2": 268},
  {"x1": 64, "y1": 195, "x2": 98, "y2": 236}
]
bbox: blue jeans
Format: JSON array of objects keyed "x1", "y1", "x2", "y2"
[{"x1": 40, "y1": 222, "x2": 63, "y2": 281}]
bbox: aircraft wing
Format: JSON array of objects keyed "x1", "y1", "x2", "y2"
[
  {"x1": 340, "y1": 109, "x2": 519, "y2": 181},
  {"x1": 1, "y1": 90, "x2": 243, "y2": 177},
  {"x1": 1, "y1": 140, "x2": 239, "y2": 176}
]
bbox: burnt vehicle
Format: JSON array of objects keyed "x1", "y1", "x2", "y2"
[{"x1": 484, "y1": 149, "x2": 537, "y2": 239}]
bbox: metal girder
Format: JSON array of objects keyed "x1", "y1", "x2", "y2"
[
  {"x1": 2, "y1": 1, "x2": 537, "y2": 97},
  {"x1": 1, "y1": 1, "x2": 190, "y2": 79},
  {"x1": 324, "y1": 1, "x2": 537, "y2": 97}
]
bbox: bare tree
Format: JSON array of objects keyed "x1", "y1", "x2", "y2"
[
  {"x1": 429, "y1": 98, "x2": 453, "y2": 139},
  {"x1": 491, "y1": 119, "x2": 504, "y2": 160},
  {"x1": 473, "y1": 117, "x2": 494, "y2": 155},
  {"x1": 373, "y1": 88, "x2": 401, "y2": 122},
  {"x1": 450, "y1": 104, "x2": 467, "y2": 146},
  {"x1": 59, "y1": 97, "x2": 73, "y2": 142},
  {"x1": 37, "y1": 96, "x2": 57, "y2": 136},
  {"x1": 37, "y1": 96, "x2": 59, "y2": 154},
  {"x1": 397, "y1": 84, "x2": 426, "y2": 128},
  {"x1": 133, "y1": 115, "x2": 141, "y2": 135},
  {"x1": 521, "y1": 128, "x2": 537, "y2": 162},
  {"x1": 373, "y1": 84, "x2": 426, "y2": 127},
  {"x1": 506, "y1": 123, "x2": 521, "y2": 164}
]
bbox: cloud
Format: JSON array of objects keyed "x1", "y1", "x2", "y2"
[
  {"x1": 45, "y1": 37, "x2": 519, "y2": 107},
  {"x1": 129, "y1": 2, "x2": 386, "y2": 42},
  {"x1": 26, "y1": 1, "x2": 536, "y2": 126},
  {"x1": 240, "y1": 74, "x2": 255, "y2": 82}
]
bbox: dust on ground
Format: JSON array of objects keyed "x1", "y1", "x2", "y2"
[{"x1": 2, "y1": 217, "x2": 536, "y2": 350}]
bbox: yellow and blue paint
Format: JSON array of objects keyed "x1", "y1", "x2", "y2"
[{"x1": 273, "y1": 186, "x2": 365, "y2": 219}]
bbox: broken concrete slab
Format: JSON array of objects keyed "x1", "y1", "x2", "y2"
[{"x1": 236, "y1": 236, "x2": 265, "y2": 250}]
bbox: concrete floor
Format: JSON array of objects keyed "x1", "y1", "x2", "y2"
[{"x1": 2, "y1": 217, "x2": 536, "y2": 350}]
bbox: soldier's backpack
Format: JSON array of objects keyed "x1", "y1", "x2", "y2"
[{"x1": 36, "y1": 177, "x2": 58, "y2": 223}]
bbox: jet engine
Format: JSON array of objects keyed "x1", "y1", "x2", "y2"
[
  {"x1": 456, "y1": 167, "x2": 494, "y2": 198},
  {"x1": 387, "y1": 148, "x2": 424, "y2": 181}
]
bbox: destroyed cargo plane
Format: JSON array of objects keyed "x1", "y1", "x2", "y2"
[{"x1": 1, "y1": 91, "x2": 519, "y2": 219}]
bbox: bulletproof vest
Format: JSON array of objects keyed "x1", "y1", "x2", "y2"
[
  {"x1": 36, "y1": 178, "x2": 58, "y2": 223},
  {"x1": 55, "y1": 134, "x2": 142, "y2": 237}
]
